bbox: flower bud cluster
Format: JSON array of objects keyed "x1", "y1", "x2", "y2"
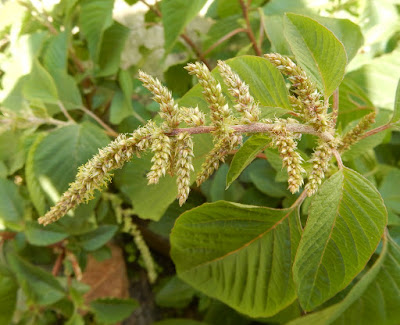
[
  {"x1": 338, "y1": 111, "x2": 376, "y2": 152},
  {"x1": 139, "y1": 70, "x2": 179, "y2": 128},
  {"x1": 196, "y1": 132, "x2": 242, "y2": 186},
  {"x1": 38, "y1": 123, "x2": 153, "y2": 225},
  {"x1": 217, "y1": 60, "x2": 260, "y2": 124},
  {"x1": 270, "y1": 119, "x2": 305, "y2": 193},
  {"x1": 147, "y1": 128, "x2": 172, "y2": 185},
  {"x1": 265, "y1": 53, "x2": 329, "y2": 131},
  {"x1": 305, "y1": 140, "x2": 336, "y2": 196},
  {"x1": 185, "y1": 62, "x2": 233, "y2": 130},
  {"x1": 179, "y1": 106, "x2": 205, "y2": 126},
  {"x1": 174, "y1": 133, "x2": 195, "y2": 206}
]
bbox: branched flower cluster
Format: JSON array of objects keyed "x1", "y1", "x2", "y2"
[{"x1": 39, "y1": 54, "x2": 374, "y2": 226}]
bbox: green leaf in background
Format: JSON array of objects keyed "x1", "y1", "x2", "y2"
[
  {"x1": 161, "y1": 0, "x2": 208, "y2": 52},
  {"x1": 155, "y1": 276, "x2": 196, "y2": 308},
  {"x1": 25, "y1": 221, "x2": 69, "y2": 246},
  {"x1": 23, "y1": 59, "x2": 58, "y2": 104},
  {"x1": 346, "y1": 50, "x2": 400, "y2": 110},
  {"x1": 283, "y1": 13, "x2": 347, "y2": 98},
  {"x1": 65, "y1": 313, "x2": 85, "y2": 325},
  {"x1": 109, "y1": 90, "x2": 132, "y2": 124},
  {"x1": 153, "y1": 320, "x2": 207, "y2": 325},
  {"x1": 288, "y1": 235, "x2": 400, "y2": 325},
  {"x1": 226, "y1": 134, "x2": 270, "y2": 188},
  {"x1": 0, "y1": 270, "x2": 18, "y2": 325},
  {"x1": 0, "y1": 178, "x2": 25, "y2": 230},
  {"x1": 391, "y1": 79, "x2": 400, "y2": 123},
  {"x1": 52, "y1": 70, "x2": 83, "y2": 110},
  {"x1": 171, "y1": 201, "x2": 301, "y2": 317},
  {"x1": 379, "y1": 169, "x2": 400, "y2": 225},
  {"x1": 79, "y1": 0, "x2": 114, "y2": 61},
  {"x1": 8, "y1": 254, "x2": 66, "y2": 305},
  {"x1": 90, "y1": 298, "x2": 138, "y2": 324},
  {"x1": 293, "y1": 168, "x2": 387, "y2": 311},
  {"x1": 97, "y1": 22, "x2": 130, "y2": 76},
  {"x1": 78, "y1": 225, "x2": 118, "y2": 251},
  {"x1": 43, "y1": 31, "x2": 68, "y2": 75}
]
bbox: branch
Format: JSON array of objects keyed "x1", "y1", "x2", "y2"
[
  {"x1": 358, "y1": 123, "x2": 393, "y2": 141},
  {"x1": 80, "y1": 106, "x2": 119, "y2": 137},
  {"x1": 332, "y1": 88, "x2": 339, "y2": 128},
  {"x1": 203, "y1": 28, "x2": 247, "y2": 57},
  {"x1": 239, "y1": 0, "x2": 262, "y2": 56}
]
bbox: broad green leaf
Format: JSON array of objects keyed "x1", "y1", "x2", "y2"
[
  {"x1": 0, "y1": 270, "x2": 18, "y2": 325},
  {"x1": 8, "y1": 254, "x2": 66, "y2": 305},
  {"x1": 0, "y1": 130, "x2": 25, "y2": 176},
  {"x1": 288, "y1": 235, "x2": 400, "y2": 325},
  {"x1": 226, "y1": 134, "x2": 270, "y2": 188},
  {"x1": 226, "y1": 56, "x2": 292, "y2": 109},
  {"x1": 161, "y1": 0, "x2": 207, "y2": 52},
  {"x1": 0, "y1": 178, "x2": 25, "y2": 230},
  {"x1": 391, "y1": 79, "x2": 400, "y2": 123},
  {"x1": 79, "y1": 0, "x2": 114, "y2": 61},
  {"x1": 65, "y1": 313, "x2": 84, "y2": 325},
  {"x1": 379, "y1": 169, "x2": 400, "y2": 225},
  {"x1": 78, "y1": 225, "x2": 118, "y2": 251},
  {"x1": 264, "y1": 15, "x2": 292, "y2": 55},
  {"x1": 155, "y1": 276, "x2": 196, "y2": 308},
  {"x1": 283, "y1": 13, "x2": 347, "y2": 98},
  {"x1": 25, "y1": 221, "x2": 68, "y2": 246},
  {"x1": 97, "y1": 22, "x2": 130, "y2": 76},
  {"x1": 171, "y1": 201, "x2": 302, "y2": 317},
  {"x1": 208, "y1": 164, "x2": 245, "y2": 202},
  {"x1": 23, "y1": 59, "x2": 58, "y2": 104},
  {"x1": 43, "y1": 31, "x2": 68, "y2": 74},
  {"x1": 52, "y1": 70, "x2": 83, "y2": 109},
  {"x1": 345, "y1": 51, "x2": 400, "y2": 109},
  {"x1": 109, "y1": 90, "x2": 132, "y2": 124},
  {"x1": 293, "y1": 167, "x2": 387, "y2": 311},
  {"x1": 90, "y1": 298, "x2": 138, "y2": 324},
  {"x1": 216, "y1": 0, "x2": 241, "y2": 18}
]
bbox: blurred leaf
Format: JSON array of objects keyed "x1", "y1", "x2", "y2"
[
  {"x1": 161, "y1": 0, "x2": 208, "y2": 52},
  {"x1": 90, "y1": 298, "x2": 138, "y2": 324},
  {"x1": 52, "y1": 70, "x2": 83, "y2": 109},
  {"x1": 379, "y1": 169, "x2": 400, "y2": 225},
  {"x1": 0, "y1": 270, "x2": 18, "y2": 325},
  {"x1": 155, "y1": 276, "x2": 196, "y2": 308},
  {"x1": 8, "y1": 254, "x2": 66, "y2": 306},
  {"x1": 79, "y1": 0, "x2": 114, "y2": 61},
  {"x1": 43, "y1": 31, "x2": 68, "y2": 74},
  {"x1": 109, "y1": 90, "x2": 132, "y2": 124},
  {"x1": 65, "y1": 313, "x2": 84, "y2": 325},
  {"x1": 153, "y1": 320, "x2": 207, "y2": 325},
  {"x1": 0, "y1": 178, "x2": 25, "y2": 230},
  {"x1": 97, "y1": 22, "x2": 130, "y2": 76},
  {"x1": 226, "y1": 134, "x2": 270, "y2": 188},
  {"x1": 25, "y1": 221, "x2": 68, "y2": 246},
  {"x1": 284, "y1": 13, "x2": 347, "y2": 97},
  {"x1": 293, "y1": 168, "x2": 387, "y2": 311},
  {"x1": 78, "y1": 225, "x2": 118, "y2": 251},
  {"x1": 171, "y1": 201, "x2": 301, "y2": 317},
  {"x1": 391, "y1": 79, "x2": 400, "y2": 123}
]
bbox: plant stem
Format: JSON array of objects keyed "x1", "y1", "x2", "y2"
[
  {"x1": 239, "y1": 0, "x2": 262, "y2": 56},
  {"x1": 258, "y1": 8, "x2": 265, "y2": 49},
  {"x1": 359, "y1": 123, "x2": 393, "y2": 140},
  {"x1": 333, "y1": 149, "x2": 344, "y2": 169},
  {"x1": 58, "y1": 101, "x2": 76, "y2": 123},
  {"x1": 203, "y1": 28, "x2": 247, "y2": 56},
  {"x1": 332, "y1": 88, "x2": 339, "y2": 128},
  {"x1": 80, "y1": 106, "x2": 119, "y2": 137}
]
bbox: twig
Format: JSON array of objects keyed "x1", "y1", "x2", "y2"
[
  {"x1": 258, "y1": 8, "x2": 265, "y2": 50},
  {"x1": 0, "y1": 231, "x2": 16, "y2": 240},
  {"x1": 52, "y1": 247, "x2": 65, "y2": 276},
  {"x1": 239, "y1": 0, "x2": 262, "y2": 56},
  {"x1": 58, "y1": 101, "x2": 75, "y2": 123},
  {"x1": 332, "y1": 89, "x2": 339, "y2": 128},
  {"x1": 203, "y1": 28, "x2": 247, "y2": 56},
  {"x1": 291, "y1": 189, "x2": 308, "y2": 208},
  {"x1": 80, "y1": 106, "x2": 119, "y2": 137},
  {"x1": 359, "y1": 123, "x2": 393, "y2": 140},
  {"x1": 140, "y1": 0, "x2": 211, "y2": 69},
  {"x1": 333, "y1": 149, "x2": 344, "y2": 169},
  {"x1": 229, "y1": 149, "x2": 267, "y2": 159}
]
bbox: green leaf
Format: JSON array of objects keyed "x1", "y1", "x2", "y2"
[
  {"x1": 379, "y1": 169, "x2": 400, "y2": 225},
  {"x1": 23, "y1": 59, "x2": 58, "y2": 104},
  {"x1": 153, "y1": 320, "x2": 207, "y2": 325},
  {"x1": 97, "y1": 22, "x2": 130, "y2": 76},
  {"x1": 171, "y1": 201, "x2": 302, "y2": 317},
  {"x1": 90, "y1": 298, "x2": 138, "y2": 324},
  {"x1": 8, "y1": 254, "x2": 66, "y2": 305},
  {"x1": 79, "y1": 0, "x2": 114, "y2": 61},
  {"x1": 0, "y1": 270, "x2": 18, "y2": 325},
  {"x1": 161, "y1": 0, "x2": 207, "y2": 52},
  {"x1": 52, "y1": 70, "x2": 83, "y2": 109},
  {"x1": 283, "y1": 13, "x2": 347, "y2": 98},
  {"x1": 293, "y1": 167, "x2": 387, "y2": 311},
  {"x1": 226, "y1": 56, "x2": 292, "y2": 109},
  {"x1": 78, "y1": 225, "x2": 118, "y2": 251},
  {"x1": 226, "y1": 134, "x2": 270, "y2": 188},
  {"x1": 25, "y1": 221, "x2": 69, "y2": 246},
  {"x1": 109, "y1": 90, "x2": 132, "y2": 124},
  {"x1": 288, "y1": 235, "x2": 400, "y2": 325},
  {"x1": 155, "y1": 276, "x2": 196, "y2": 308},
  {"x1": 65, "y1": 313, "x2": 85, "y2": 325},
  {"x1": 391, "y1": 78, "x2": 400, "y2": 123},
  {"x1": 0, "y1": 178, "x2": 25, "y2": 230},
  {"x1": 43, "y1": 31, "x2": 68, "y2": 74}
]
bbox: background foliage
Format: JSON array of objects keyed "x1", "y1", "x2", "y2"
[{"x1": 0, "y1": 0, "x2": 400, "y2": 324}]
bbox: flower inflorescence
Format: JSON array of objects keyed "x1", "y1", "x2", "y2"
[{"x1": 39, "y1": 54, "x2": 368, "y2": 226}]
